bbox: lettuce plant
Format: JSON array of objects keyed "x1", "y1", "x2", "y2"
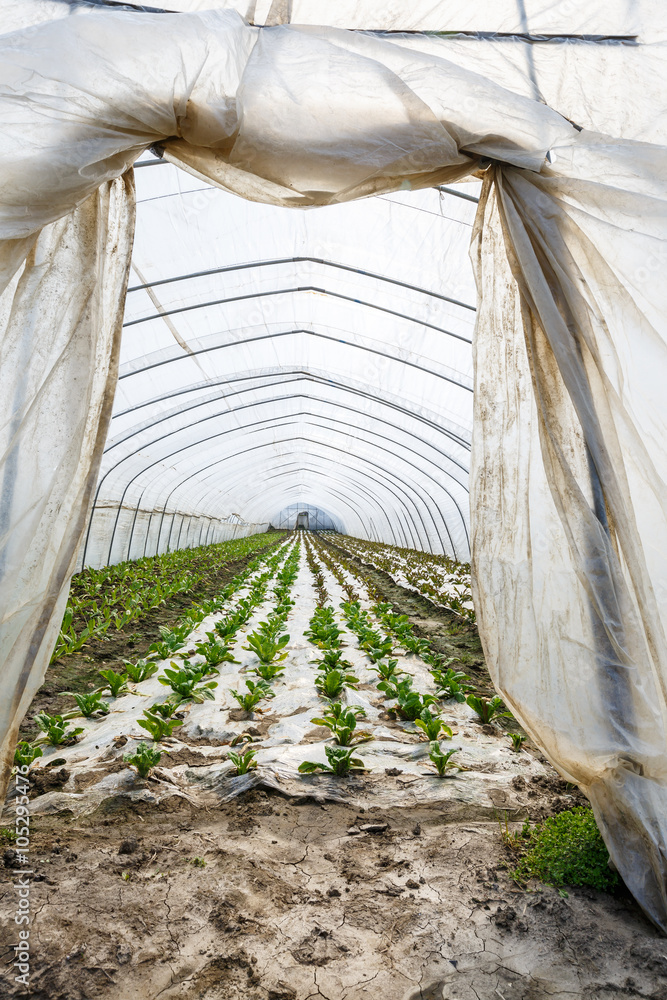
[
  {"x1": 65, "y1": 691, "x2": 110, "y2": 718},
  {"x1": 124, "y1": 742, "x2": 162, "y2": 778},
  {"x1": 195, "y1": 636, "x2": 239, "y2": 667},
  {"x1": 230, "y1": 679, "x2": 273, "y2": 712},
  {"x1": 374, "y1": 658, "x2": 405, "y2": 682},
  {"x1": 98, "y1": 668, "x2": 131, "y2": 698},
  {"x1": 310, "y1": 704, "x2": 371, "y2": 746},
  {"x1": 123, "y1": 658, "x2": 159, "y2": 683},
  {"x1": 14, "y1": 742, "x2": 43, "y2": 768},
  {"x1": 426, "y1": 743, "x2": 461, "y2": 777},
  {"x1": 414, "y1": 708, "x2": 452, "y2": 741},
  {"x1": 430, "y1": 666, "x2": 474, "y2": 703},
  {"x1": 364, "y1": 639, "x2": 394, "y2": 663},
  {"x1": 137, "y1": 709, "x2": 183, "y2": 741},
  {"x1": 34, "y1": 713, "x2": 84, "y2": 746},
  {"x1": 311, "y1": 649, "x2": 353, "y2": 672},
  {"x1": 298, "y1": 745, "x2": 366, "y2": 776},
  {"x1": 466, "y1": 694, "x2": 512, "y2": 724},
  {"x1": 377, "y1": 674, "x2": 413, "y2": 700},
  {"x1": 391, "y1": 689, "x2": 438, "y2": 722},
  {"x1": 315, "y1": 669, "x2": 359, "y2": 699},
  {"x1": 510, "y1": 733, "x2": 527, "y2": 751},
  {"x1": 151, "y1": 701, "x2": 182, "y2": 719},
  {"x1": 251, "y1": 660, "x2": 286, "y2": 682},
  {"x1": 148, "y1": 626, "x2": 185, "y2": 659},
  {"x1": 228, "y1": 747, "x2": 258, "y2": 774},
  {"x1": 158, "y1": 664, "x2": 217, "y2": 703},
  {"x1": 243, "y1": 631, "x2": 289, "y2": 664}
]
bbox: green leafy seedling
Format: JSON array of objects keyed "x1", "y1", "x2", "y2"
[
  {"x1": 311, "y1": 648, "x2": 353, "y2": 672},
  {"x1": 374, "y1": 658, "x2": 404, "y2": 682},
  {"x1": 195, "y1": 636, "x2": 239, "y2": 667},
  {"x1": 137, "y1": 710, "x2": 183, "y2": 741},
  {"x1": 98, "y1": 669, "x2": 131, "y2": 699},
  {"x1": 148, "y1": 627, "x2": 184, "y2": 660},
  {"x1": 228, "y1": 747, "x2": 258, "y2": 774},
  {"x1": 150, "y1": 701, "x2": 181, "y2": 719},
  {"x1": 14, "y1": 742, "x2": 43, "y2": 768},
  {"x1": 364, "y1": 640, "x2": 394, "y2": 663},
  {"x1": 510, "y1": 733, "x2": 527, "y2": 752},
  {"x1": 34, "y1": 713, "x2": 84, "y2": 746},
  {"x1": 377, "y1": 675, "x2": 413, "y2": 701},
  {"x1": 123, "y1": 659, "x2": 159, "y2": 683},
  {"x1": 466, "y1": 694, "x2": 513, "y2": 725},
  {"x1": 298, "y1": 745, "x2": 366, "y2": 776},
  {"x1": 392, "y1": 689, "x2": 439, "y2": 722},
  {"x1": 310, "y1": 704, "x2": 372, "y2": 746},
  {"x1": 315, "y1": 669, "x2": 359, "y2": 700},
  {"x1": 124, "y1": 742, "x2": 162, "y2": 778},
  {"x1": 251, "y1": 660, "x2": 286, "y2": 682},
  {"x1": 64, "y1": 690, "x2": 110, "y2": 718},
  {"x1": 243, "y1": 631, "x2": 290, "y2": 664},
  {"x1": 414, "y1": 708, "x2": 452, "y2": 742},
  {"x1": 158, "y1": 664, "x2": 217, "y2": 703},
  {"x1": 230, "y1": 679, "x2": 273, "y2": 712},
  {"x1": 430, "y1": 667, "x2": 474, "y2": 703},
  {"x1": 426, "y1": 743, "x2": 462, "y2": 777}
]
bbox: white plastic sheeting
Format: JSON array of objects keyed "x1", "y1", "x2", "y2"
[
  {"x1": 87, "y1": 164, "x2": 476, "y2": 568},
  {"x1": 1, "y1": 1, "x2": 667, "y2": 931}
]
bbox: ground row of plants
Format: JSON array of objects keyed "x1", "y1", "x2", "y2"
[
  {"x1": 52, "y1": 532, "x2": 286, "y2": 661},
  {"x1": 313, "y1": 533, "x2": 526, "y2": 743},
  {"x1": 300, "y1": 537, "x2": 616, "y2": 895},
  {"x1": 292, "y1": 537, "x2": 517, "y2": 778},
  {"x1": 14, "y1": 538, "x2": 297, "y2": 771},
  {"x1": 324, "y1": 532, "x2": 475, "y2": 623}
]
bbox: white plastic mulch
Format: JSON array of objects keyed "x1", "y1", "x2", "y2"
[{"x1": 6, "y1": 541, "x2": 547, "y2": 820}]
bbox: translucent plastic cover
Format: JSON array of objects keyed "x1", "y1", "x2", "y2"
[{"x1": 1, "y1": 0, "x2": 667, "y2": 932}]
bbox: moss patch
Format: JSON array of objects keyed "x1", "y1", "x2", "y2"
[{"x1": 512, "y1": 807, "x2": 618, "y2": 892}]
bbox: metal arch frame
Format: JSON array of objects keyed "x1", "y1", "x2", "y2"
[
  {"x1": 87, "y1": 400, "x2": 468, "y2": 562},
  {"x1": 96, "y1": 421, "x2": 449, "y2": 564},
  {"x1": 103, "y1": 386, "x2": 470, "y2": 484},
  {"x1": 126, "y1": 255, "x2": 476, "y2": 315},
  {"x1": 135, "y1": 420, "x2": 454, "y2": 552},
  {"x1": 120, "y1": 443, "x2": 418, "y2": 560},
  {"x1": 188, "y1": 456, "x2": 417, "y2": 550},
  {"x1": 110, "y1": 421, "x2": 434, "y2": 559},
  {"x1": 122, "y1": 284, "x2": 473, "y2": 345},
  {"x1": 173, "y1": 407, "x2": 469, "y2": 546},
  {"x1": 110, "y1": 368, "x2": 472, "y2": 452},
  {"x1": 118, "y1": 328, "x2": 474, "y2": 395},
  {"x1": 103, "y1": 429, "x2": 420, "y2": 565},
  {"x1": 172, "y1": 426, "x2": 447, "y2": 551}
]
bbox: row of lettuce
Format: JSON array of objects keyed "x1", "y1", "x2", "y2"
[
  {"x1": 16, "y1": 530, "x2": 519, "y2": 781},
  {"x1": 52, "y1": 532, "x2": 286, "y2": 660},
  {"x1": 322, "y1": 532, "x2": 475, "y2": 624}
]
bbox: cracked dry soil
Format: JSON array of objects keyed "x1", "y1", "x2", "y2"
[{"x1": 2, "y1": 790, "x2": 666, "y2": 1000}]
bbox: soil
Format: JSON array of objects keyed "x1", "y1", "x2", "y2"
[
  {"x1": 1, "y1": 790, "x2": 665, "y2": 1000},
  {"x1": 3, "y1": 535, "x2": 665, "y2": 999}
]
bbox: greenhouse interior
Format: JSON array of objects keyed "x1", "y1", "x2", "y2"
[{"x1": 1, "y1": 1, "x2": 667, "y2": 998}]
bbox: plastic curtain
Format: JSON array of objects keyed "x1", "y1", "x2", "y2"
[
  {"x1": 471, "y1": 143, "x2": 667, "y2": 928},
  {"x1": 0, "y1": 176, "x2": 135, "y2": 802}
]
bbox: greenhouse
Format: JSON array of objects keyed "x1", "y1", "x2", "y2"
[{"x1": 1, "y1": 1, "x2": 667, "y2": 998}]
